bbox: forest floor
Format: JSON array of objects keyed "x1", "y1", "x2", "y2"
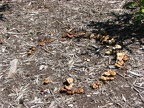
[{"x1": 0, "y1": 0, "x2": 144, "y2": 108}]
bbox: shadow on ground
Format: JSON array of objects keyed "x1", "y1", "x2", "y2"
[
  {"x1": 0, "y1": 4, "x2": 10, "y2": 21},
  {"x1": 87, "y1": 12, "x2": 144, "y2": 53}
]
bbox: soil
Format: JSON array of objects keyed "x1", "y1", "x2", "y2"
[{"x1": 0, "y1": 0, "x2": 144, "y2": 108}]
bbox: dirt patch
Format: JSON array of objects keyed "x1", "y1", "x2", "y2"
[{"x1": 0, "y1": 0, "x2": 144, "y2": 108}]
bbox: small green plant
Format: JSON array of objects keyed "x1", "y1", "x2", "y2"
[{"x1": 123, "y1": 0, "x2": 144, "y2": 23}]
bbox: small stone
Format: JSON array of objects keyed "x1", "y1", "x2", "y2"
[
  {"x1": 39, "y1": 65, "x2": 47, "y2": 70},
  {"x1": 68, "y1": 104, "x2": 73, "y2": 107},
  {"x1": 84, "y1": 58, "x2": 90, "y2": 62},
  {"x1": 2, "y1": 46, "x2": 6, "y2": 52},
  {"x1": 108, "y1": 65, "x2": 115, "y2": 69},
  {"x1": 86, "y1": 95, "x2": 91, "y2": 97}
]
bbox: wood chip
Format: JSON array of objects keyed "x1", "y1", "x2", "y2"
[{"x1": 8, "y1": 59, "x2": 18, "y2": 78}]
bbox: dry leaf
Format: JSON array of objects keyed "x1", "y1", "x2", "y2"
[
  {"x1": 107, "y1": 77, "x2": 115, "y2": 81},
  {"x1": 60, "y1": 87, "x2": 67, "y2": 93},
  {"x1": 64, "y1": 83, "x2": 74, "y2": 90},
  {"x1": 103, "y1": 70, "x2": 116, "y2": 76},
  {"x1": 116, "y1": 52, "x2": 127, "y2": 61},
  {"x1": 113, "y1": 44, "x2": 122, "y2": 50},
  {"x1": 40, "y1": 40, "x2": 46, "y2": 46},
  {"x1": 101, "y1": 35, "x2": 110, "y2": 43},
  {"x1": 107, "y1": 38, "x2": 116, "y2": 44},
  {"x1": 77, "y1": 32, "x2": 86, "y2": 36},
  {"x1": 95, "y1": 81, "x2": 103, "y2": 85},
  {"x1": 115, "y1": 51, "x2": 128, "y2": 68},
  {"x1": 100, "y1": 76, "x2": 114, "y2": 81},
  {"x1": 89, "y1": 33, "x2": 96, "y2": 39},
  {"x1": 105, "y1": 50, "x2": 112, "y2": 55},
  {"x1": 103, "y1": 71, "x2": 111, "y2": 76},
  {"x1": 66, "y1": 90, "x2": 75, "y2": 95},
  {"x1": 75, "y1": 88, "x2": 84, "y2": 93},
  {"x1": 67, "y1": 32, "x2": 75, "y2": 38},
  {"x1": 123, "y1": 55, "x2": 128, "y2": 61},
  {"x1": 115, "y1": 60, "x2": 124, "y2": 68},
  {"x1": 108, "y1": 70, "x2": 116, "y2": 76},
  {"x1": 116, "y1": 59, "x2": 124, "y2": 65},
  {"x1": 90, "y1": 83, "x2": 99, "y2": 89}
]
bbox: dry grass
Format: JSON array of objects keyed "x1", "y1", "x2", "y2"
[{"x1": 0, "y1": 0, "x2": 144, "y2": 107}]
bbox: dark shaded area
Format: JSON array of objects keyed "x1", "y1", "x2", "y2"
[
  {"x1": 0, "y1": 4, "x2": 11, "y2": 21},
  {"x1": 0, "y1": 13, "x2": 6, "y2": 21},
  {"x1": 87, "y1": 12, "x2": 144, "y2": 50},
  {"x1": 0, "y1": 4, "x2": 10, "y2": 12}
]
